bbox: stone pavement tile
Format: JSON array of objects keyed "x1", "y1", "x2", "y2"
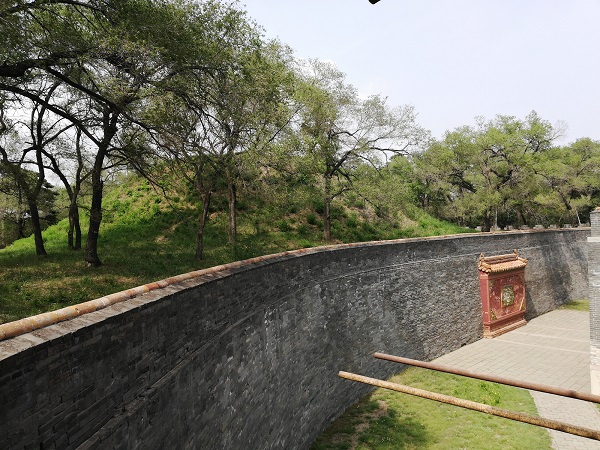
[
  {"x1": 432, "y1": 310, "x2": 600, "y2": 450},
  {"x1": 531, "y1": 391, "x2": 600, "y2": 450}
]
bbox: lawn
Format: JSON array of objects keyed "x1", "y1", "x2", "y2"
[{"x1": 311, "y1": 367, "x2": 551, "y2": 450}]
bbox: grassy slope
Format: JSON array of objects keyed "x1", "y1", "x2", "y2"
[
  {"x1": 0, "y1": 176, "x2": 469, "y2": 323},
  {"x1": 312, "y1": 367, "x2": 551, "y2": 450}
]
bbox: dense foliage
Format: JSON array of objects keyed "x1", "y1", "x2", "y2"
[
  {"x1": 415, "y1": 113, "x2": 600, "y2": 230},
  {"x1": 1, "y1": 0, "x2": 598, "y2": 263}
]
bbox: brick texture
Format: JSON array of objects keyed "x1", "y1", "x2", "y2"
[
  {"x1": 589, "y1": 210, "x2": 600, "y2": 392},
  {"x1": 591, "y1": 208, "x2": 600, "y2": 237},
  {"x1": 0, "y1": 229, "x2": 590, "y2": 450}
]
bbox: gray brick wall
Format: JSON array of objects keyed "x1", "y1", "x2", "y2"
[
  {"x1": 0, "y1": 229, "x2": 590, "y2": 450},
  {"x1": 589, "y1": 210, "x2": 600, "y2": 394},
  {"x1": 591, "y1": 208, "x2": 600, "y2": 237}
]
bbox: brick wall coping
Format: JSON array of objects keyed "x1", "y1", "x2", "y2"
[{"x1": 0, "y1": 228, "x2": 589, "y2": 342}]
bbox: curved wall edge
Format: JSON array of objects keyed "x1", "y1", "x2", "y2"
[{"x1": 0, "y1": 229, "x2": 590, "y2": 449}]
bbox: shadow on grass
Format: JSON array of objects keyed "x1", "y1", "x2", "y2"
[
  {"x1": 311, "y1": 397, "x2": 430, "y2": 450},
  {"x1": 358, "y1": 410, "x2": 430, "y2": 449},
  {"x1": 311, "y1": 367, "x2": 551, "y2": 450}
]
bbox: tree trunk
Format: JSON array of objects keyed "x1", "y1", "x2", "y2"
[
  {"x1": 493, "y1": 207, "x2": 498, "y2": 231},
  {"x1": 85, "y1": 169, "x2": 103, "y2": 267},
  {"x1": 195, "y1": 191, "x2": 212, "y2": 260},
  {"x1": 323, "y1": 197, "x2": 331, "y2": 240},
  {"x1": 67, "y1": 183, "x2": 82, "y2": 250},
  {"x1": 519, "y1": 210, "x2": 528, "y2": 228},
  {"x1": 481, "y1": 211, "x2": 492, "y2": 232},
  {"x1": 26, "y1": 196, "x2": 47, "y2": 256},
  {"x1": 67, "y1": 209, "x2": 74, "y2": 249},
  {"x1": 84, "y1": 141, "x2": 109, "y2": 267},
  {"x1": 16, "y1": 218, "x2": 25, "y2": 238},
  {"x1": 557, "y1": 190, "x2": 577, "y2": 224},
  {"x1": 74, "y1": 207, "x2": 82, "y2": 250},
  {"x1": 71, "y1": 129, "x2": 83, "y2": 249},
  {"x1": 323, "y1": 174, "x2": 332, "y2": 240},
  {"x1": 227, "y1": 181, "x2": 237, "y2": 244},
  {"x1": 84, "y1": 111, "x2": 117, "y2": 267},
  {"x1": 54, "y1": 172, "x2": 82, "y2": 250},
  {"x1": 68, "y1": 195, "x2": 82, "y2": 250},
  {"x1": 9, "y1": 169, "x2": 46, "y2": 254}
]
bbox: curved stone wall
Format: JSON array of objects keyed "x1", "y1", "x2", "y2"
[{"x1": 0, "y1": 230, "x2": 589, "y2": 449}]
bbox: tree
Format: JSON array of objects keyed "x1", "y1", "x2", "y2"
[
  {"x1": 149, "y1": 36, "x2": 295, "y2": 259},
  {"x1": 201, "y1": 39, "x2": 296, "y2": 245},
  {"x1": 0, "y1": 87, "x2": 65, "y2": 255},
  {"x1": 0, "y1": 0, "x2": 258, "y2": 265},
  {"x1": 41, "y1": 127, "x2": 91, "y2": 249},
  {"x1": 352, "y1": 154, "x2": 423, "y2": 222},
  {"x1": 0, "y1": 166, "x2": 57, "y2": 244},
  {"x1": 0, "y1": 1, "x2": 142, "y2": 263},
  {"x1": 535, "y1": 138, "x2": 600, "y2": 225},
  {"x1": 295, "y1": 60, "x2": 427, "y2": 239},
  {"x1": 415, "y1": 112, "x2": 561, "y2": 230},
  {"x1": 152, "y1": 93, "x2": 227, "y2": 260}
]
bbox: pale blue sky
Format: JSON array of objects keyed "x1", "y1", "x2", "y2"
[{"x1": 241, "y1": 0, "x2": 600, "y2": 144}]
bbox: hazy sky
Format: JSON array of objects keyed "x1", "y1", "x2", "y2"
[{"x1": 241, "y1": 0, "x2": 600, "y2": 144}]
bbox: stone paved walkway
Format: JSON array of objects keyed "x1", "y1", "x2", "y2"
[{"x1": 433, "y1": 310, "x2": 600, "y2": 450}]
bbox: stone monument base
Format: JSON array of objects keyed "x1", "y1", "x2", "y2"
[{"x1": 483, "y1": 316, "x2": 527, "y2": 338}]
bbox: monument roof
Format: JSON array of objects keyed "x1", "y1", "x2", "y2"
[{"x1": 478, "y1": 250, "x2": 528, "y2": 273}]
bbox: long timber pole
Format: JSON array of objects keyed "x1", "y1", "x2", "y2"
[
  {"x1": 374, "y1": 353, "x2": 600, "y2": 404},
  {"x1": 339, "y1": 371, "x2": 600, "y2": 441}
]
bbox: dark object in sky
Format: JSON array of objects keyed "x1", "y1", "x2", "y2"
[{"x1": 369, "y1": 0, "x2": 381, "y2": 3}]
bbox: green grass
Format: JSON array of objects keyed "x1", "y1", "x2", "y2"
[
  {"x1": 0, "y1": 210, "x2": 328, "y2": 323},
  {"x1": 559, "y1": 300, "x2": 589, "y2": 311},
  {"x1": 311, "y1": 367, "x2": 551, "y2": 450}
]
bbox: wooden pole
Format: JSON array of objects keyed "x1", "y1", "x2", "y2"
[
  {"x1": 339, "y1": 371, "x2": 600, "y2": 441},
  {"x1": 374, "y1": 353, "x2": 600, "y2": 404}
]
